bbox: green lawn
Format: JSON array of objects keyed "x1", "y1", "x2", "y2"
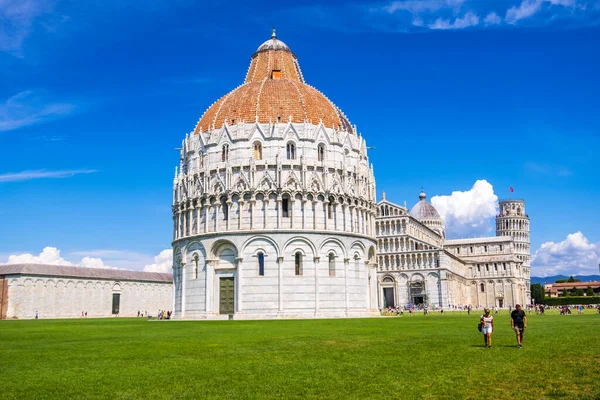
[{"x1": 1, "y1": 310, "x2": 599, "y2": 399}]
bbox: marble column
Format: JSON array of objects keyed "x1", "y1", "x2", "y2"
[
  {"x1": 235, "y1": 257, "x2": 243, "y2": 312},
  {"x1": 314, "y1": 256, "x2": 320, "y2": 314},
  {"x1": 277, "y1": 256, "x2": 284, "y2": 312},
  {"x1": 344, "y1": 258, "x2": 350, "y2": 312}
]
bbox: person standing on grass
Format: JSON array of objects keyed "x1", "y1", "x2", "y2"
[
  {"x1": 511, "y1": 304, "x2": 527, "y2": 348},
  {"x1": 480, "y1": 308, "x2": 494, "y2": 348}
]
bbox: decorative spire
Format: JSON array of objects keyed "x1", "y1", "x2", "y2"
[
  {"x1": 271, "y1": 27, "x2": 277, "y2": 39},
  {"x1": 419, "y1": 190, "x2": 426, "y2": 201}
]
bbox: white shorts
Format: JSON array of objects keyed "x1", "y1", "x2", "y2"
[{"x1": 482, "y1": 326, "x2": 493, "y2": 335}]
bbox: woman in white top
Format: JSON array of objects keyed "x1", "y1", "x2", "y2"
[{"x1": 480, "y1": 308, "x2": 494, "y2": 348}]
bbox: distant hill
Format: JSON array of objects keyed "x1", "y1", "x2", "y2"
[{"x1": 531, "y1": 275, "x2": 600, "y2": 285}]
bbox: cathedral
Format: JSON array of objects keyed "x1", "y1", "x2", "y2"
[{"x1": 171, "y1": 31, "x2": 530, "y2": 319}]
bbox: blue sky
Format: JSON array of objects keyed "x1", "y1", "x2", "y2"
[{"x1": 1, "y1": 0, "x2": 599, "y2": 276}]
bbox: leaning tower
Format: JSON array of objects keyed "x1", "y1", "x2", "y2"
[{"x1": 496, "y1": 200, "x2": 530, "y2": 302}]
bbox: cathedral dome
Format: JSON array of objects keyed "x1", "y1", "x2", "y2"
[
  {"x1": 194, "y1": 30, "x2": 352, "y2": 134},
  {"x1": 410, "y1": 191, "x2": 442, "y2": 221}
]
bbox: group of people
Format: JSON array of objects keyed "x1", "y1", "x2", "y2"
[
  {"x1": 479, "y1": 304, "x2": 527, "y2": 349},
  {"x1": 156, "y1": 310, "x2": 172, "y2": 320}
]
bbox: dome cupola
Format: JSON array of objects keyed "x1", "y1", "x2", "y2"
[
  {"x1": 194, "y1": 30, "x2": 352, "y2": 134},
  {"x1": 410, "y1": 190, "x2": 445, "y2": 239}
]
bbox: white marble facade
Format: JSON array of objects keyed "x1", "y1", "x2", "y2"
[
  {"x1": 0, "y1": 264, "x2": 173, "y2": 319},
  {"x1": 375, "y1": 195, "x2": 531, "y2": 309},
  {"x1": 172, "y1": 122, "x2": 379, "y2": 319}
]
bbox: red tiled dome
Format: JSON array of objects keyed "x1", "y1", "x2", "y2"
[{"x1": 194, "y1": 31, "x2": 352, "y2": 134}]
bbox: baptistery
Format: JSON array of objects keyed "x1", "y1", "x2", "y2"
[{"x1": 172, "y1": 30, "x2": 378, "y2": 319}]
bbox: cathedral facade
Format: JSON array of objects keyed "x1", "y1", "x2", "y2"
[
  {"x1": 375, "y1": 195, "x2": 531, "y2": 309},
  {"x1": 171, "y1": 32, "x2": 530, "y2": 319}
]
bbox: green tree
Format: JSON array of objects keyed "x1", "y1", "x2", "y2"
[
  {"x1": 567, "y1": 275, "x2": 581, "y2": 283},
  {"x1": 556, "y1": 279, "x2": 568, "y2": 283},
  {"x1": 530, "y1": 283, "x2": 545, "y2": 304},
  {"x1": 574, "y1": 288, "x2": 584, "y2": 296},
  {"x1": 586, "y1": 286, "x2": 595, "y2": 297},
  {"x1": 561, "y1": 288, "x2": 569, "y2": 297}
]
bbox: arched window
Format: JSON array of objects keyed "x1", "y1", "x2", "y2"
[
  {"x1": 253, "y1": 142, "x2": 262, "y2": 160},
  {"x1": 317, "y1": 144, "x2": 325, "y2": 161},
  {"x1": 198, "y1": 152, "x2": 204, "y2": 169},
  {"x1": 193, "y1": 255, "x2": 199, "y2": 280},
  {"x1": 480, "y1": 283, "x2": 485, "y2": 292},
  {"x1": 354, "y1": 254, "x2": 360, "y2": 271},
  {"x1": 282, "y1": 196, "x2": 290, "y2": 218},
  {"x1": 222, "y1": 144, "x2": 229, "y2": 162},
  {"x1": 295, "y1": 252, "x2": 303, "y2": 276},
  {"x1": 258, "y1": 252, "x2": 265, "y2": 276},
  {"x1": 286, "y1": 142, "x2": 296, "y2": 160},
  {"x1": 328, "y1": 253, "x2": 335, "y2": 277}
]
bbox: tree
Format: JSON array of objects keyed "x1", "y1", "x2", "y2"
[
  {"x1": 574, "y1": 288, "x2": 584, "y2": 297},
  {"x1": 530, "y1": 283, "x2": 545, "y2": 304},
  {"x1": 561, "y1": 288, "x2": 569, "y2": 297},
  {"x1": 556, "y1": 279, "x2": 568, "y2": 283},
  {"x1": 567, "y1": 275, "x2": 581, "y2": 283},
  {"x1": 586, "y1": 286, "x2": 595, "y2": 297}
]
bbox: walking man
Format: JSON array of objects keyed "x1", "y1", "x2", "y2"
[{"x1": 511, "y1": 304, "x2": 527, "y2": 348}]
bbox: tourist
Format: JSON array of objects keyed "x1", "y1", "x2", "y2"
[
  {"x1": 35, "y1": 311, "x2": 38, "y2": 319},
  {"x1": 511, "y1": 304, "x2": 527, "y2": 348},
  {"x1": 480, "y1": 308, "x2": 494, "y2": 348},
  {"x1": 494, "y1": 306, "x2": 499, "y2": 315}
]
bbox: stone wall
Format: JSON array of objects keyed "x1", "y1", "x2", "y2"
[{"x1": 4, "y1": 275, "x2": 173, "y2": 319}]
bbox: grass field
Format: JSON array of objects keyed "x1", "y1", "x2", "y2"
[{"x1": 1, "y1": 310, "x2": 599, "y2": 399}]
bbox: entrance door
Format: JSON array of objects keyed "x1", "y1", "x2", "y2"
[
  {"x1": 219, "y1": 277, "x2": 235, "y2": 315},
  {"x1": 498, "y1": 299, "x2": 504, "y2": 308},
  {"x1": 383, "y1": 288, "x2": 395, "y2": 308},
  {"x1": 413, "y1": 296, "x2": 424, "y2": 305}
]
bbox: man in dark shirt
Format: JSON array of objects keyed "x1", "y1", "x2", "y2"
[{"x1": 511, "y1": 304, "x2": 528, "y2": 348}]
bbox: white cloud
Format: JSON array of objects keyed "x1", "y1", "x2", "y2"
[
  {"x1": 144, "y1": 249, "x2": 173, "y2": 273},
  {"x1": 0, "y1": 169, "x2": 98, "y2": 182},
  {"x1": 484, "y1": 11, "x2": 502, "y2": 25},
  {"x1": 5, "y1": 246, "x2": 71, "y2": 265},
  {"x1": 429, "y1": 11, "x2": 479, "y2": 29},
  {"x1": 532, "y1": 232, "x2": 600, "y2": 276},
  {"x1": 2, "y1": 247, "x2": 172, "y2": 273},
  {"x1": 0, "y1": 90, "x2": 75, "y2": 131},
  {"x1": 431, "y1": 180, "x2": 498, "y2": 238},
  {"x1": 0, "y1": 0, "x2": 56, "y2": 55},
  {"x1": 505, "y1": 0, "x2": 543, "y2": 24},
  {"x1": 3, "y1": 247, "x2": 113, "y2": 268},
  {"x1": 386, "y1": 0, "x2": 465, "y2": 14}
]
